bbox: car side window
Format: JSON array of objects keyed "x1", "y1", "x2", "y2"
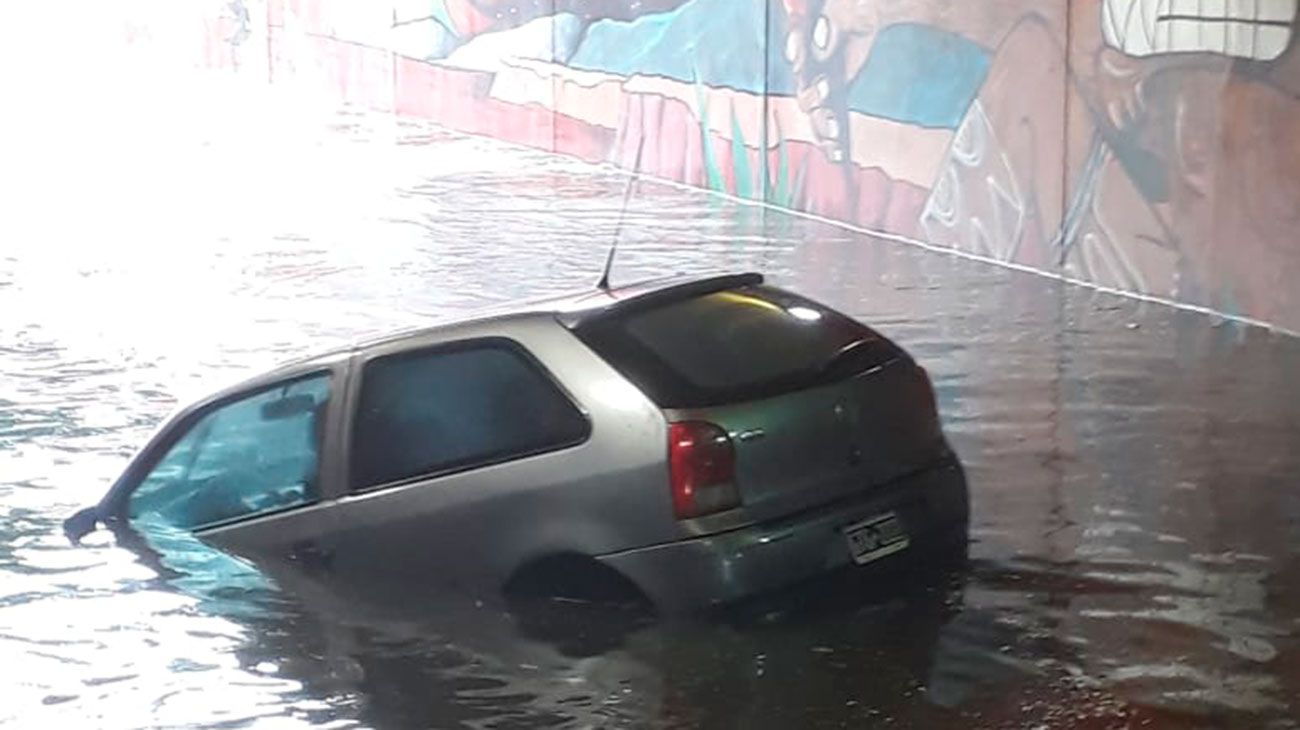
[
  {"x1": 127, "y1": 374, "x2": 331, "y2": 530},
  {"x1": 351, "y1": 340, "x2": 589, "y2": 491}
]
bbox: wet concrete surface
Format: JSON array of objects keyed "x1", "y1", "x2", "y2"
[{"x1": 3, "y1": 104, "x2": 1300, "y2": 729}]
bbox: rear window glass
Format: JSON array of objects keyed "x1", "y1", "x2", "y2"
[{"x1": 575, "y1": 286, "x2": 900, "y2": 407}]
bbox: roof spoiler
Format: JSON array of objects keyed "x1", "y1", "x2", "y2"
[{"x1": 559, "y1": 272, "x2": 765, "y2": 329}]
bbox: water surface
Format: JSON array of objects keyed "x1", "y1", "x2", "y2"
[{"x1": 3, "y1": 103, "x2": 1299, "y2": 729}]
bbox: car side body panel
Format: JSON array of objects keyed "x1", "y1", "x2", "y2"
[{"x1": 296, "y1": 314, "x2": 680, "y2": 590}]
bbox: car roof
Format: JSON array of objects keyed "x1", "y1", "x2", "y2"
[
  {"x1": 349, "y1": 270, "x2": 763, "y2": 347},
  {"x1": 257, "y1": 271, "x2": 766, "y2": 380}
]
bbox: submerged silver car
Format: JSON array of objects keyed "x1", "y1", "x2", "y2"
[{"x1": 65, "y1": 273, "x2": 968, "y2": 612}]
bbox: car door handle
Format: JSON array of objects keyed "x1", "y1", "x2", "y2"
[
  {"x1": 289, "y1": 540, "x2": 335, "y2": 571},
  {"x1": 736, "y1": 428, "x2": 766, "y2": 442}
]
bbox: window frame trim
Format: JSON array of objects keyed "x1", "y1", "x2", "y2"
[
  {"x1": 102, "y1": 366, "x2": 343, "y2": 533},
  {"x1": 345, "y1": 335, "x2": 593, "y2": 495}
]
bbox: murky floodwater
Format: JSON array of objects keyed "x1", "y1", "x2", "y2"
[{"x1": 3, "y1": 101, "x2": 1300, "y2": 729}]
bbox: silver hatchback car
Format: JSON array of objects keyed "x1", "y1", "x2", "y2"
[{"x1": 66, "y1": 273, "x2": 968, "y2": 612}]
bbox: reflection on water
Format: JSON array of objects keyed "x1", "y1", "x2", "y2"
[{"x1": 3, "y1": 103, "x2": 1300, "y2": 729}]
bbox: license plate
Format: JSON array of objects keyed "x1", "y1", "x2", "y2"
[{"x1": 843, "y1": 512, "x2": 909, "y2": 565}]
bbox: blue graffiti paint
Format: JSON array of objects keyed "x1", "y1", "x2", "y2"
[
  {"x1": 569, "y1": 0, "x2": 770, "y2": 94},
  {"x1": 569, "y1": 2, "x2": 988, "y2": 130},
  {"x1": 846, "y1": 24, "x2": 990, "y2": 129},
  {"x1": 428, "y1": 0, "x2": 459, "y2": 37}
]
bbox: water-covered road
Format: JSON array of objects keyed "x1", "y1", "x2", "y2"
[{"x1": 3, "y1": 102, "x2": 1299, "y2": 729}]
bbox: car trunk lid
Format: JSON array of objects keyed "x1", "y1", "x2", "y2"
[{"x1": 665, "y1": 358, "x2": 944, "y2": 523}]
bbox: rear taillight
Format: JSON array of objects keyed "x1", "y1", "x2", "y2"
[{"x1": 668, "y1": 421, "x2": 740, "y2": 519}]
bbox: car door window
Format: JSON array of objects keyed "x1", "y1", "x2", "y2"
[
  {"x1": 351, "y1": 340, "x2": 589, "y2": 491},
  {"x1": 127, "y1": 374, "x2": 331, "y2": 530}
]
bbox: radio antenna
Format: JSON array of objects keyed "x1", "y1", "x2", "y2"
[{"x1": 597, "y1": 138, "x2": 645, "y2": 291}]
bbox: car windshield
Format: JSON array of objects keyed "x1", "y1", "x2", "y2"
[{"x1": 574, "y1": 285, "x2": 900, "y2": 407}]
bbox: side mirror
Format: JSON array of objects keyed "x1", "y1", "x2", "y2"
[
  {"x1": 63, "y1": 506, "x2": 100, "y2": 544},
  {"x1": 261, "y1": 394, "x2": 317, "y2": 421}
]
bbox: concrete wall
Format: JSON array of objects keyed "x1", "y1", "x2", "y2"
[{"x1": 177, "y1": 0, "x2": 1300, "y2": 332}]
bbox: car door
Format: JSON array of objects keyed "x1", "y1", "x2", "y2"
[
  {"x1": 112, "y1": 363, "x2": 348, "y2": 572},
  {"x1": 323, "y1": 335, "x2": 594, "y2": 591}
]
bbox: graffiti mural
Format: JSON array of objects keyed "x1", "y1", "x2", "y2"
[
  {"x1": 196, "y1": 0, "x2": 1300, "y2": 331},
  {"x1": 926, "y1": 0, "x2": 1300, "y2": 324},
  {"x1": 1059, "y1": 0, "x2": 1300, "y2": 325}
]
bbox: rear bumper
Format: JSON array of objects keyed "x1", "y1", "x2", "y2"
[{"x1": 596, "y1": 458, "x2": 969, "y2": 613}]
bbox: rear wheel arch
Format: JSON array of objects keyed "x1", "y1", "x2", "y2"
[
  {"x1": 502, "y1": 551, "x2": 651, "y2": 607},
  {"x1": 502, "y1": 552, "x2": 658, "y2": 657}
]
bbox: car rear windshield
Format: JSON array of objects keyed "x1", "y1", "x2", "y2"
[{"x1": 573, "y1": 285, "x2": 902, "y2": 407}]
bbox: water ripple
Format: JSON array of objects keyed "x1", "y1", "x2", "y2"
[{"x1": 1, "y1": 104, "x2": 1298, "y2": 728}]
